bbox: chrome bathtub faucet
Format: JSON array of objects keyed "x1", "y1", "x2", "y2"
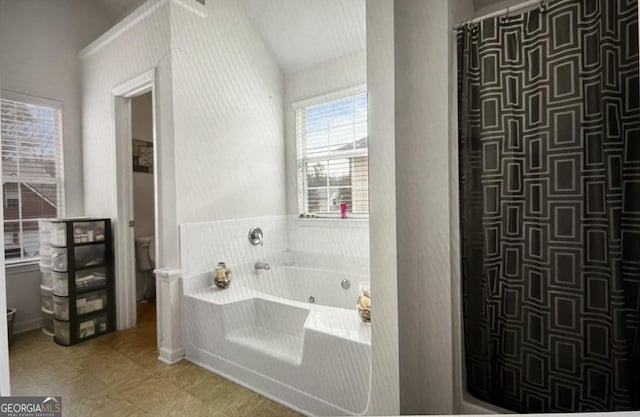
[{"x1": 255, "y1": 262, "x2": 270, "y2": 271}]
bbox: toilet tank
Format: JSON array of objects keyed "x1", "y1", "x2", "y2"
[{"x1": 135, "y1": 236, "x2": 155, "y2": 271}]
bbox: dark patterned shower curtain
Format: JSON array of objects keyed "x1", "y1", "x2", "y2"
[{"x1": 457, "y1": 0, "x2": 640, "y2": 412}]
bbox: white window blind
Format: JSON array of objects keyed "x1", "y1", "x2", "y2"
[
  {"x1": 295, "y1": 90, "x2": 368, "y2": 216},
  {"x1": 1, "y1": 92, "x2": 64, "y2": 262}
]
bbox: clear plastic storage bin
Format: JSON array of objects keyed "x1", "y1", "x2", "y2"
[
  {"x1": 52, "y1": 268, "x2": 108, "y2": 296},
  {"x1": 73, "y1": 221, "x2": 106, "y2": 244},
  {"x1": 51, "y1": 247, "x2": 67, "y2": 272},
  {"x1": 49, "y1": 222, "x2": 67, "y2": 247},
  {"x1": 54, "y1": 313, "x2": 109, "y2": 345},
  {"x1": 53, "y1": 290, "x2": 107, "y2": 321},
  {"x1": 40, "y1": 266, "x2": 52, "y2": 288},
  {"x1": 52, "y1": 271, "x2": 68, "y2": 296},
  {"x1": 53, "y1": 295, "x2": 68, "y2": 320},
  {"x1": 39, "y1": 246, "x2": 53, "y2": 268},
  {"x1": 38, "y1": 220, "x2": 52, "y2": 246},
  {"x1": 53, "y1": 319, "x2": 70, "y2": 345},
  {"x1": 75, "y1": 244, "x2": 106, "y2": 269},
  {"x1": 77, "y1": 269, "x2": 108, "y2": 292},
  {"x1": 41, "y1": 306, "x2": 54, "y2": 336},
  {"x1": 77, "y1": 290, "x2": 107, "y2": 315},
  {"x1": 40, "y1": 285, "x2": 53, "y2": 311},
  {"x1": 78, "y1": 314, "x2": 109, "y2": 339}
]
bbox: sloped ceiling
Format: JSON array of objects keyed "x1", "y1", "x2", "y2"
[
  {"x1": 95, "y1": 0, "x2": 147, "y2": 24},
  {"x1": 238, "y1": 0, "x2": 365, "y2": 74},
  {"x1": 94, "y1": 0, "x2": 366, "y2": 74}
]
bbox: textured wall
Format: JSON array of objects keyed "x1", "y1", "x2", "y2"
[
  {"x1": 170, "y1": 0, "x2": 286, "y2": 224},
  {"x1": 81, "y1": 2, "x2": 177, "y2": 267},
  {"x1": 0, "y1": 0, "x2": 113, "y2": 334}
]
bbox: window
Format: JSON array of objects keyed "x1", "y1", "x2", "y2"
[
  {"x1": 295, "y1": 88, "x2": 368, "y2": 217},
  {"x1": 1, "y1": 92, "x2": 64, "y2": 261}
]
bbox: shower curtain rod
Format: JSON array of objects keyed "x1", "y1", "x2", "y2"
[{"x1": 452, "y1": 0, "x2": 549, "y2": 30}]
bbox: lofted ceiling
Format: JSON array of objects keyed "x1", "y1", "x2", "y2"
[
  {"x1": 238, "y1": 0, "x2": 365, "y2": 74},
  {"x1": 94, "y1": 0, "x2": 147, "y2": 24},
  {"x1": 94, "y1": 0, "x2": 368, "y2": 74}
]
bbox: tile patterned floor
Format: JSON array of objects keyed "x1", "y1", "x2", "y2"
[{"x1": 9, "y1": 302, "x2": 304, "y2": 417}]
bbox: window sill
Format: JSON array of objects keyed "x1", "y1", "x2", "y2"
[
  {"x1": 293, "y1": 217, "x2": 369, "y2": 229},
  {"x1": 5, "y1": 259, "x2": 41, "y2": 274}
]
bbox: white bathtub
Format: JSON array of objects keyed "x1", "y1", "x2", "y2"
[{"x1": 183, "y1": 266, "x2": 371, "y2": 416}]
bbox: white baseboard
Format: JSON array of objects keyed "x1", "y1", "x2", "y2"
[
  {"x1": 158, "y1": 346, "x2": 185, "y2": 364},
  {"x1": 13, "y1": 317, "x2": 42, "y2": 335}
]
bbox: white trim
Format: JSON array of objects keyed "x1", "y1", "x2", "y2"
[
  {"x1": 0, "y1": 78, "x2": 10, "y2": 396},
  {"x1": 156, "y1": 268, "x2": 184, "y2": 365},
  {"x1": 1, "y1": 91, "x2": 65, "y2": 262},
  {"x1": 79, "y1": 0, "x2": 168, "y2": 60},
  {"x1": 172, "y1": 0, "x2": 206, "y2": 17},
  {"x1": 79, "y1": 0, "x2": 207, "y2": 60},
  {"x1": 291, "y1": 84, "x2": 367, "y2": 110},
  {"x1": 112, "y1": 70, "x2": 155, "y2": 98},
  {"x1": 112, "y1": 70, "x2": 157, "y2": 331},
  {"x1": 0, "y1": 90, "x2": 62, "y2": 110},
  {"x1": 5, "y1": 260, "x2": 40, "y2": 272},
  {"x1": 303, "y1": 148, "x2": 368, "y2": 163},
  {"x1": 293, "y1": 217, "x2": 369, "y2": 228},
  {"x1": 159, "y1": 346, "x2": 185, "y2": 364}
]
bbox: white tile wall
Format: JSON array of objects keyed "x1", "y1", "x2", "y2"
[
  {"x1": 288, "y1": 217, "x2": 370, "y2": 275},
  {"x1": 180, "y1": 215, "x2": 288, "y2": 279},
  {"x1": 180, "y1": 215, "x2": 370, "y2": 291}
]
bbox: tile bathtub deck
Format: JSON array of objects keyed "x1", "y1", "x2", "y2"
[{"x1": 9, "y1": 302, "x2": 304, "y2": 417}]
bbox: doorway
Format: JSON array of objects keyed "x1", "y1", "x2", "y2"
[
  {"x1": 131, "y1": 92, "x2": 156, "y2": 304},
  {"x1": 112, "y1": 70, "x2": 159, "y2": 332}
]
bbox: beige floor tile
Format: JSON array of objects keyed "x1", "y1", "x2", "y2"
[{"x1": 9, "y1": 301, "x2": 304, "y2": 417}]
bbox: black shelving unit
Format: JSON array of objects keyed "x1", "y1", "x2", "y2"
[{"x1": 44, "y1": 218, "x2": 116, "y2": 346}]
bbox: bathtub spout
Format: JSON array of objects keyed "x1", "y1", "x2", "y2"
[{"x1": 255, "y1": 262, "x2": 270, "y2": 271}]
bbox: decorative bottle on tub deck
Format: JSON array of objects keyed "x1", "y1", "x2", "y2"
[
  {"x1": 213, "y1": 262, "x2": 232, "y2": 289},
  {"x1": 357, "y1": 282, "x2": 371, "y2": 323}
]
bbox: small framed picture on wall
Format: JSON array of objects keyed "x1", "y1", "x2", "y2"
[{"x1": 133, "y1": 139, "x2": 153, "y2": 173}]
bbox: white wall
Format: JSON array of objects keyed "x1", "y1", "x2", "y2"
[
  {"x1": 283, "y1": 51, "x2": 370, "y2": 275},
  {"x1": 81, "y1": 1, "x2": 177, "y2": 268},
  {"x1": 0, "y1": 0, "x2": 114, "y2": 217},
  {"x1": 0, "y1": 0, "x2": 114, "y2": 334},
  {"x1": 170, "y1": 0, "x2": 286, "y2": 225},
  {"x1": 394, "y1": 1, "x2": 453, "y2": 413},
  {"x1": 284, "y1": 50, "x2": 366, "y2": 215},
  {"x1": 367, "y1": 0, "x2": 400, "y2": 414},
  {"x1": 365, "y1": 0, "x2": 493, "y2": 415}
]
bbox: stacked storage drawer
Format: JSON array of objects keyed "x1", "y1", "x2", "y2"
[
  {"x1": 40, "y1": 218, "x2": 114, "y2": 346},
  {"x1": 39, "y1": 221, "x2": 54, "y2": 336}
]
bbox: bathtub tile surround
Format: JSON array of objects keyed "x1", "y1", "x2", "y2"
[
  {"x1": 179, "y1": 215, "x2": 371, "y2": 415},
  {"x1": 288, "y1": 217, "x2": 370, "y2": 275},
  {"x1": 180, "y1": 215, "x2": 288, "y2": 291}
]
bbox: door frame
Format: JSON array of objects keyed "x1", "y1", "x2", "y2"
[{"x1": 112, "y1": 69, "x2": 158, "y2": 330}]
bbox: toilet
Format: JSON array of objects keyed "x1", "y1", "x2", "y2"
[{"x1": 135, "y1": 236, "x2": 156, "y2": 300}]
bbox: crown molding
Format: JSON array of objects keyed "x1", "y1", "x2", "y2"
[{"x1": 79, "y1": 0, "x2": 206, "y2": 60}]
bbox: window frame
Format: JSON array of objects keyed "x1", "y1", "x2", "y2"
[
  {"x1": 1, "y1": 90, "x2": 65, "y2": 265},
  {"x1": 293, "y1": 85, "x2": 368, "y2": 219}
]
